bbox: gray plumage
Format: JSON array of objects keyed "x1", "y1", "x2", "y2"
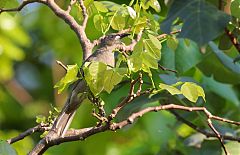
[{"x1": 49, "y1": 33, "x2": 129, "y2": 137}]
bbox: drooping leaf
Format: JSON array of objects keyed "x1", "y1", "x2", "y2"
[
  {"x1": 0, "y1": 140, "x2": 17, "y2": 155},
  {"x1": 54, "y1": 64, "x2": 79, "y2": 94},
  {"x1": 160, "y1": 0, "x2": 230, "y2": 45},
  {"x1": 181, "y1": 82, "x2": 205, "y2": 102},
  {"x1": 159, "y1": 83, "x2": 181, "y2": 95}
]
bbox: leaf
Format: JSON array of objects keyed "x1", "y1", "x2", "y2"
[
  {"x1": 160, "y1": 39, "x2": 203, "y2": 74},
  {"x1": 103, "y1": 70, "x2": 123, "y2": 93},
  {"x1": 181, "y1": 82, "x2": 205, "y2": 102},
  {"x1": 127, "y1": 6, "x2": 136, "y2": 19},
  {"x1": 149, "y1": 0, "x2": 161, "y2": 12},
  {"x1": 222, "y1": 142, "x2": 240, "y2": 155},
  {"x1": 54, "y1": 64, "x2": 79, "y2": 94},
  {"x1": 159, "y1": 83, "x2": 181, "y2": 95},
  {"x1": 144, "y1": 39, "x2": 161, "y2": 59},
  {"x1": 0, "y1": 140, "x2": 17, "y2": 155},
  {"x1": 94, "y1": 1, "x2": 108, "y2": 13},
  {"x1": 36, "y1": 115, "x2": 46, "y2": 124},
  {"x1": 202, "y1": 76, "x2": 239, "y2": 106},
  {"x1": 209, "y1": 42, "x2": 240, "y2": 74},
  {"x1": 110, "y1": 14, "x2": 125, "y2": 30},
  {"x1": 231, "y1": 0, "x2": 240, "y2": 18},
  {"x1": 218, "y1": 34, "x2": 232, "y2": 50},
  {"x1": 160, "y1": 0, "x2": 230, "y2": 45},
  {"x1": 93, "y1": 14, "x2": 108, "y2": 32},
  {"x1": 148, "y1": 34, "x2": 162, "y2": 50}
]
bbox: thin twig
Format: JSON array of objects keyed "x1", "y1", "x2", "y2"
[
  {"x1": 169, "y1": 110, "x2": 240, "y2": 142},
  {"x1": 7, "y1": 124, "x2": 50, "y2": 144},
  {"x1": 207, "y1": 119, "x2": 229, "y2": 155},
  {"x1": 56, "y1": 60, "x2": 67, "y2": 71},
  {"x1": 157, "y1": 29, "x2": 181, "y2": 39},
  {"x1": 158, "y1": 64, "x2": 178, "y2": 73},
  {"x1": 0, "y1": 0, "x2": 43, "y2": 13}
]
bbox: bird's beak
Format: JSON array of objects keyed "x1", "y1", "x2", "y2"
[{"x1": 119, "y1": 33, "x2": 131, "y2": 39}]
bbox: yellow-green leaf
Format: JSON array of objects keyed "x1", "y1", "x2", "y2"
[
  {"x1": 181, "y1": 82, "x2": 205, "y2": 103},
  {"x1": 103, "y1": 69, "x2": 123, "y2": 93},
  {"x1": 54, "y1": 64, "x2": 79, "y2": 94},
  {"x1": 159, "y1": 83, "x2": 181, "y2": 95},
  {"x1": 94, "y1": 1, "x2": 108, "y2": 13}
]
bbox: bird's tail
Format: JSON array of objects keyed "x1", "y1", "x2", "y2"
[{"x1": 49, "y1": 80, "x2": 88, "y2": 137}]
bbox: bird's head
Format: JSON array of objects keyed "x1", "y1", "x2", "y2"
[{"x1": 99, "y1": 33, "x2": 130, "y2": 47}]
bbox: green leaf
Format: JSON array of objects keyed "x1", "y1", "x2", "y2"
[
  {"x1": 103, "y1": 69, "x2": 123, "y2": 93},
  {"x1": 54, "y1": 64, "x2": 79, "y2": 94},
  {"x1": 36, "y1": 115, "x2": 46, "y2": 124},
  {"x1": 202, "y1": 76, "x2": 239, "y2": 106},
  {"x1": 148, "y1": 34, "x2": 162, "y2": 50},
  {"x1": 222, "y1": 142, "x2": 240, "y2": 155},
  {"x1": 181, "y1": 82, "x2": 205, "y2": 102},
  {"x1": 84, "y1": 62, "x2": 107, "y2": 95},
  {"x1": 159, "y1": 83, "x2": 181, "y2": 95},
  {"x1": 94, "y1": 1, "x2": 108, "y2": 13},
  {"x1": 144, "y1": 39, "x2": 161, "y2": 59},
  {"x1": 110, "y1": 14, "x2": 125, "y2": 30},
  {"x1": 0, "y1": 140, "x2": 17, "y2": 155},
  {"x1": 209, "y1": 42, "x2": 240, "y2": 74},
  {"x1": 142, "y1": 51, "x2": 158, "y2": 69},
  {"x1": 160, "y1": 39, "x2": 203, "y2": 74},
  {"x1": 93, "y1": 14, "x2": 108, "y2": 32},
  {"x1": 218, "y1": 34, "x2": 232, "y2": 50},
  {"x1": 160, "y1": 0, "x2": 230, "y2": 45},
  {"x1": 231, "y1": 0, "x2": 240, "y2": 18}
]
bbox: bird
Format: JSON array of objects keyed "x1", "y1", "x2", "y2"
[{"x1": 49, "y1": 33, "x2": 130, "y2": 137}]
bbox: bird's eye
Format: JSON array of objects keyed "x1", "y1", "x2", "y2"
[{"x1": 115, "y1": 35, "x2": 121, "y2": 40}]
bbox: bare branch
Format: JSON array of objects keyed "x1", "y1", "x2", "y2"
[
  {"x1": 0, "y1": 0, "x2": 44, "y2": 13},
  {"x1": 170, "y1": 110, "x2": 240, "y2": 142},
  {"x1": 56, "y1": 60, "x2": 67, "y2": 72},
  {"x1": 7, "y1": 124, "x2": 50, "y2": 144},
  {"x1": 157, "y1": 29, "x2": 181, "y2": 39},
  {"x1": 158, "y1": 64, "x2": 178, "y2": 73}
]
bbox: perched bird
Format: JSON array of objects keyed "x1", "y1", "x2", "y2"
[{"x1": 50, "y1": 33, "x2": 130, "y2": 137}]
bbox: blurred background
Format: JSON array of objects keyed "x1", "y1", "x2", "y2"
[{"x1": 0, "y1": 0, "x2": 240, "y2": 155}]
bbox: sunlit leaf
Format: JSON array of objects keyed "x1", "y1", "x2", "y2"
[
  {"x1": 54, "y1": 64, "x2": 79, "y2": 94},
  {"x1": 103, "y1": 69, "x2": 123, "y2": 93},
  {"x1": 93, "y1": 14, "x2": 108, "y2": 32},
  {"x1": 181, "y1": 82, "x2": 205, "y2": 102},
  {"x1": 159, "y1": 83, "x2": 181, "y2": 95},
  {"x1": 94, "y1": 1, "x2": 108, "y2": 13},
  {"x1": 110, "y1": 14, "x2": 125, "y2": 30},
  {"x1": 222, "y1": 142, "x2": 240, "y2": 155}
]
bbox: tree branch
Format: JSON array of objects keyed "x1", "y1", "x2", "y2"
[{"x1": 6, "y1": 124, "x2": 50, "y2": 144}]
